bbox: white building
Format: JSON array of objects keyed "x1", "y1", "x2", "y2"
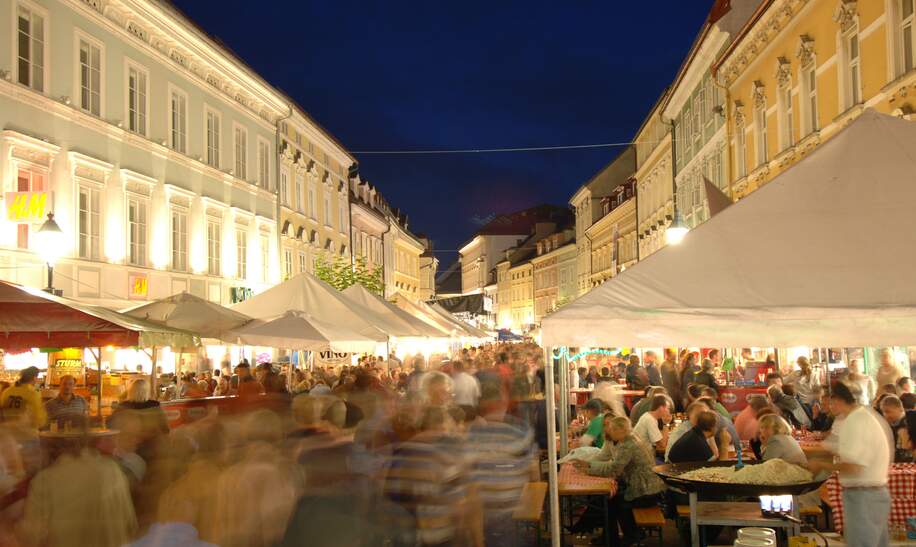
[{"x1": 0, "y1": 0, "x2": 288, "y2": 306}]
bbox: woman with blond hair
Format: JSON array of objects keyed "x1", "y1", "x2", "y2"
[{"x1": 110, "y1": 378, "x2": 169, "y2": 460}]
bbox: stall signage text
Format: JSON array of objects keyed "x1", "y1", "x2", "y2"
[{"x1": 5, "y1": 191, "x2": 51, "y2": 223}]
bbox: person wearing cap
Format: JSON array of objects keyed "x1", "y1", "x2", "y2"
[
  {"x1": 809, "y1": 381, "x2": 893, "y2": 547},
  {"x1": 0, "y1": 366, "x2": 47, "y2": 429}
]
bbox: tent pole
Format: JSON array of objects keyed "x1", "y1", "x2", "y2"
[
  {"x1": 149, "y1": 347, "x2": 158, "y2": 400},
  {"x1": 90, "y1": 347, "x2": 102, "y2": 423},
  {"x1": 558, "y1": 349, "x2": 569, "y2": 457},
  {"x1": 543, "y1": 345, "x2": 561, "y2": 547}
]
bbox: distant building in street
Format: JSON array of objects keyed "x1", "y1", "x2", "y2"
[
  {"x1": 531, "y1": 228, "x2": 576, "y2": 324},
  {"x1": 416, "y1": 234, "x2": 438, "y2": 302},
  {"x1": 569, "y1": 147, "x2": 636, "y2": 296},
  {"x1": 349, "y1": 177, "x2": 387, "y2": 273},
  {"x1": 587, "y1": 179, "x2": 637, "y2": 287},
  {"x1": 634, "y1": 91, "x2": 674, "y2": 259},
  {"x1": 384, "y1": 209, "x2": 426, "y2": 301},
  {"x1": 459, "y1": 204, "x2": 569, "y2": 295}
]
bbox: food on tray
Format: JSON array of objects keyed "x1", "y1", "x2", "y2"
[{"x1": 678, "y1": 458, "x2": 813, "y2": 485}]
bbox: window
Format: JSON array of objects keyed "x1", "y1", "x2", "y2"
[
  {"x1": 298, "y1": 251, "x2": 306, "y2": 274},
  {"x1": 257, "y1": 140, "x2": 270, "y2": 188},
  {"x1": 308, "y1": 185, "x2": 316, "y2": 219},
  {"x1": 901, "y1": 0, "x2": 915, "y2": 74},
  {"x1": 78, "y1": 38, "x2": 102, "y2": 116},
  {"x1": 234, "y1": 126, "x2": 247, "y2": 179},
  {"x1": 15, "y1": 167, "x2": 45, "y2": 249},
  {"x1": 16, "y1": 5, "x2": 45, "y2": 92},
  {"x1": 800, "y1": 63, "x2": 818, "y2": 135},
  {"x1": 78, "y1": 186, "x2": 101, "y2": 260},
  {"x1": 206, "y1": 109, "x2": 221, "y2": 167},
  {"x1": 280, "y1": 168, "x2": 289, "y2": 206},
  {"x1": 754, "y1": 100, "x2": 768, "y2": 167},
  {"x1": 171, "y1": 209, "x2": 188, "y2": 271},
  {"x1": 127, "y1": 64, "x2": 147, "y2": 136},
  {"x1": 295, "y1": 174, "x2": 304, "y2": 213},
  {"x1": 170, "y1": 89, "x2": 188, "y2": 153},
  {"x1": 207, "y1": 220, "x2": 221, "y2": 276},
  {"x1": 127, "y1": 198, "x2": 147, "y2": 266},
  {"x1": 339, "y1": 202, "x2": 346, "y2": 233},
  {"x1": 843, "y1": 26, "x2": 862, "y2": 108},
  {"x1": 283, "y1": 249, "x2": 292, "y2": 279},
  {"x1": 261, "y1": 234, "x2": 270, "y2": 282},
  {"x1": 779, "y1": 84, "x2": 793, "y2": 150},
  {"x1": 324, "y1": 195, "x2": 331, "y2": 227},
  {"x1": 236, "y1": 229, "x2": 247, "y2": 279}
]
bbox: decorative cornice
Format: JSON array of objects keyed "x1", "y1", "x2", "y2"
[
  {"x1": 69, "y1": 151, "x2": 114, "y2": 184},
  {"x1": 833, "y1": 1, "x2": 858, "y2": 34},
  {"x1": 717, "y1": 0, "x2": 812, "y2": 86},
  {"x1": 68, "y1": 0, "x2": 288, "y2": 124},
  {"x1": 796, "y1": 34, "x2": 815, "y2": 66},
  {"x1": 775, "y1": 57, "x2": 792, "y2": 88}
]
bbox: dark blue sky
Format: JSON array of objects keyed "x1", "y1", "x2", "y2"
[{"x1": 173, "y1": 1, "x2": 710, "y2": 265}]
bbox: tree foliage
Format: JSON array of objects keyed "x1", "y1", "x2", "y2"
[{"x1": 314, "y1": 254, "x2": 384, "y2": 295}]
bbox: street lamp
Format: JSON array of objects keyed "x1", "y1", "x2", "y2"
[
  {"x1": 35, "y1": 212, "x2": 65, "y2": 295},
  {"x1": 665, "y1": 212, "x2": 690, "y2": 246}
]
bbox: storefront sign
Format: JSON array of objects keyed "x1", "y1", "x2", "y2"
[
  {"x1": 128, "y1": 272, "x2": 148, "y2": 300},
  {"x1": 230, "y1": 287, "x2": 254, "y2": 304},
  {"x1": 5, "y1": 191, "x2": 51, "y2": 223},
  {"x1": 49, "y1": 358, "x2": 84, "y2": 385},
  {"x1": 315, "y1": 347, "x2": 353, "y2": 367}
]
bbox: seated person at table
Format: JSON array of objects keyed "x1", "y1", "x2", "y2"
[
  {"x1": 629, "y1": 386, "x2": 667, "y2": 425},
  {"x1": 749, "y1": 407, "x2": 777, "y2": 460},
  {"x1": 758, "y1": 414, "x2": 820, "y2": 508},
  {"x1": 734, "y1": 395, "x2": 770, "y2": 441},
  {"x1": 574, "y1": 416, "x2": 666, "y2": 547},
  {"x1": 701, "y1": 386, "x2": 731, "y2": 420},
  {"x1": 666, "y1": 402, "x2": 710, "y2": 461},
  {"x1": 808, "y1": 385, "x2": 834, "y2": 432},
  {"x1": 596, "y1": 367, "x2": 615, "y2": 383},
  {"x1": 767, "y1": 384, "x2": 811, "y2": 429},
  {"x1": 578, "y1": 398, "x2": 608, "y2": 449},
  {"x1": 633, "y1": 395, "x2": 671, "y2": 456},
  {"x1": 668, "y1": 410, "x2": 718, "y2": 463},
  {"x1": 697, "y1": 397, "x2": 740, "y2": 458},
  {"x1": 878, "y1": 395, "x2": 914, "y2": 463},
  {"x1": 44, "y1": 375, "x2": 88, "y2": 430}
]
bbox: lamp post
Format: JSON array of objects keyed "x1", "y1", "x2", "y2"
[
  {"x1": 35, "y1": 212, "x2": 65, "y2": 296},
  {"x1": 665, "y1": 118, "x2": 690, "y2": 246}
]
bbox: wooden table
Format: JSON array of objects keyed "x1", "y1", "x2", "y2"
[
  {"x1": 39, "y1": 427, "x2": 119, "y2": 439},
  {"x1": 687, "y1": 496, "x2": 801, "y2": 547},
  {"x1": 557, "y1": 463, "x2": 617, "y2": 546}
]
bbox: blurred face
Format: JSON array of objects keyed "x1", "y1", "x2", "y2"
[
  {"x1": 656, "y1": 403, "x2": 671, "y2": 422},
  {"x1": 687, "y1": 407, "x2": 704, "y2": 426},
  {"x1": 759, "y1": 425, "x2": 773, "y2": 445},
  {"x1": 427, "y1": 380, "x2": 451, "y2": 406},
  {"x1": 605, "y1": 423, "x2": 628, "y2": 443},
  {"x1": 901, "y1": 379, "x2": 913, "y2": 393},
  {"x1": 829, "y1": 396, "x2": 851, "y2": 417},
  {"x1": 797, "y1": 358, "x2": 810, "y2": 374},
  {"x1": 848, "y1": 360, "x2": 860, "y2": 375},
  {"x1": 880, "y1": 351, "x2": 894, "y2": 367},
  {"x1": 881, "y1": 404, "x2": 905, "y2": 424},
  {"x1": 59, "y1": 377, "x2": 75, "y2": 396}
]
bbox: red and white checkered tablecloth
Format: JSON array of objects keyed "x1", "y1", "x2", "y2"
[
  {"x1": 826, "y1": 463, "x2": 916, "y2": 533},
  {"x1": 558, "y1": 463, "x2": 618, "y2": 497}
]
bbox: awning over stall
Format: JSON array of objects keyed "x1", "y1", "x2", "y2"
[
  {"x1": 542, "y1": 110, "x2": 916, "y2": 348},
  {"x1": 342, "y1": 284, "x2": 449, "y2": 339},
  {"x1": 0, "y1": 280, "x2": 197, "y2": 350},
  {"x1": 123, "y1": 292, "x2": 252, "y2": 342}
]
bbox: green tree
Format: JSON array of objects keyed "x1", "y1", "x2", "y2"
[{"x1": 314, "y1": 254, "x2": 384, "y2": 295}]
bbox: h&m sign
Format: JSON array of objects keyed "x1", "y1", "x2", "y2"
[{"x1": 5, "y1": 191, "x2": 52, "y2": 223}]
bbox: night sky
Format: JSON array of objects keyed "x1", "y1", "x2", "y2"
[{"x1": 173, "y1": 1, "x2": 710, "y2": 266}]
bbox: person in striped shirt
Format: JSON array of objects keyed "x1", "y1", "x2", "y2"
[{"x1": 45, "y1": 375, "x2": 88, "y2": 430}]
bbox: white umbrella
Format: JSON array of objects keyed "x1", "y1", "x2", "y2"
[
  {"x1": 229, "y1": 310, "x2": 378, "y2": 353},
  {"x1": 123, "y1": 292, "x2": 252, "y2": 341}
]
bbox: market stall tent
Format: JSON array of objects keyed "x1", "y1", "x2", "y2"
[
  {"x1": 230, "y1": 273, "x2": 386, "y2": 352},
  {"x1": 428, "y1": 302, "x2": 491, "y2": 340},
  {"x1": 342, "y1": 284, "x2": 449, "y2": 339},
  {"x1": 0, "y1": 280, "x2": 196, "y2": 350},
  {"x1": 122, "y1": 292, "x2": 252, "y2": 342},
  {"x1": 390, "y1": 294, "x2": 461, "y2": 337},
  {"x1": 542, "y1": 110, "x2": 916, "y2": 349},
  {"x1": 229, "y1": 311, "x2": 352, "y2": 350}
]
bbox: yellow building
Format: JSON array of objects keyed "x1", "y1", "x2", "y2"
[
  {"x1": 508, "y1": 261, "x2": 534, "y2": 331},
  {"x1": 634, "y1": 92, "x2": 675, "y2": 260},
  {"x1": 716, "y1": 0, "x2": 908, "y2": 199},
  {"x1": 586, "y1": 180, "x2": 638, "y2": 287},
  {"x1": 278, "y1": 109, "x2": 353, "y2": 281},
  {"x1": 386, "y1": 215, "x2": 426, "y2": 302},
  {"x1": 531, "y1": 229, "x2": 576, "y2": 324}
]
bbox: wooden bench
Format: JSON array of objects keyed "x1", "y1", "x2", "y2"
[
  {"x1": 513, "y1": 481, "x2": 548, "y2": 545},
  {"x1": 633, "y1": 506, "x2": 665, "y2": 547}
]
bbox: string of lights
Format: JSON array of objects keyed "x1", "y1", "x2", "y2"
[{"x1": 350, "y1": 138, "x2": 682, "y2": 155}]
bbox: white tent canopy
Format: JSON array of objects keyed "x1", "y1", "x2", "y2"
[
  {"x1": 543, "y1": 110, "x2": 916, "y2": 349},
  {"x1": 230, "y1": 311, "x2": 367, "y2": 351},
  {"x1": 231, "y1": 273, "x2": 386, "y2": 352},
  {"x1": 428, "y1": 302, "x2": 491, "y2": 339},
  {"x1": 342, "y1": 284, "x2": 449, "y2": 339},
  {"x1": 123, "y1": 292, "x2": 252, "y2": 342},
  {"x1": 391, "y1": 294, "x2": 461, "y2": 336}
]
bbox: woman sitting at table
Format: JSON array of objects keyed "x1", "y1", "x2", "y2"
[{"x1": 574, "y1": 415, "x2": 665, "y2": 546}]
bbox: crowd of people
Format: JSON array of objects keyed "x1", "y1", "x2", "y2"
[
  {"x1": 0, "y1": 344, "x2": 914, "y2": 547},
  {"x1": 0, "y1": 343, "x2": 553, "y2": 547}
]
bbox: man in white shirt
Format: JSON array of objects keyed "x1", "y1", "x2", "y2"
[
  {"x1": 809, "y1": 381, "x2": 892, "y2": 547},
  {"x1": 633, "y1": 395, "x2": 671, "y2": 458},
  {"x1": 784, "y1": 356, "x2": 820, "y2": 406},
  {"x1": 451, "y1": 360, "x2": 481, "y2": 412}
]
